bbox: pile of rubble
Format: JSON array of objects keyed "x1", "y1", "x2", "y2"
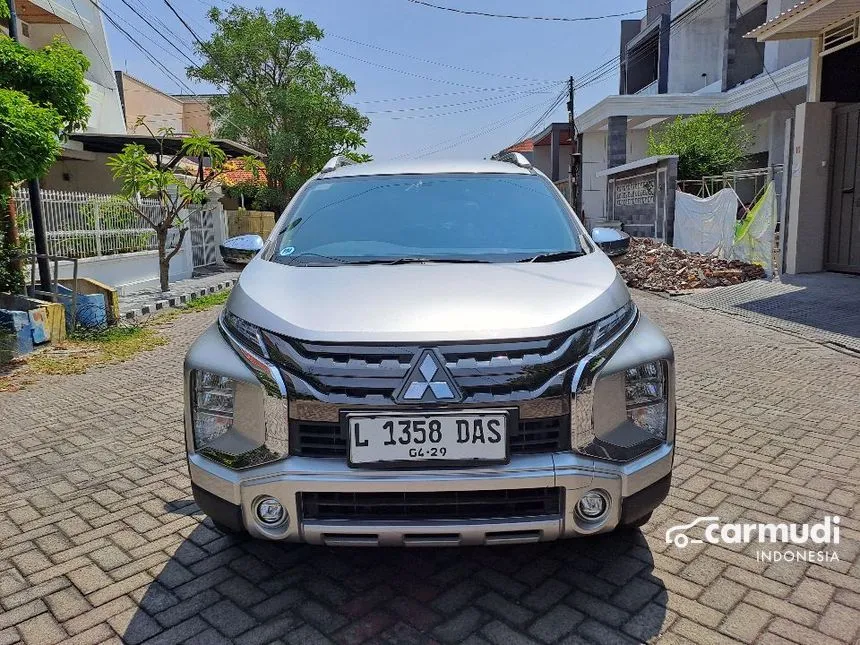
[{"x1": 612, "y1": 238, "x2": 766, "y2": 293}]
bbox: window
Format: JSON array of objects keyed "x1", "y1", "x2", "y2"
[{"x1": 270, "y1": 173, "x2": 583, "y2": 265}]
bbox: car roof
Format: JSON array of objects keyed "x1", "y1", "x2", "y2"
[{"x1": 319, "y1": 158, "x2": 533, "y2": 179}]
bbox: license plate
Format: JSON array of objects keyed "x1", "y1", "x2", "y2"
[{"x1": 347, "y1": 411, "x2": 508, "y2": 466}]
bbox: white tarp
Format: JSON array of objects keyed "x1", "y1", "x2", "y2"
[
  {"x1": 673, "y1": 188, "x2": 737, "y2": 257},
  {"x1": 732, "y1": 182, "x2": 777, "y2": 277}
]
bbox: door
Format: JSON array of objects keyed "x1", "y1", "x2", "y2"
[{"x1": 827, "y1": 104, "x2": 860, "y2": 273}]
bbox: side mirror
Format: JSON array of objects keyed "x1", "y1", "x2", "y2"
[
  {"x1": 591, "y1": 227, "x2": 630, "y2": 257},
  {"x1": 220, "y1": 234, "x2": 264, "y2": 265}
]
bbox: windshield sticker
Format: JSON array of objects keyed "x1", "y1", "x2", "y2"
[{"x1": 280, "y1": 246, "x2": 295, "y2": 256}]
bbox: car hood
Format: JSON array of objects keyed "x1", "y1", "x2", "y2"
[{"x1": 228, "y1": 252, "x2": 630, "y2": 342}]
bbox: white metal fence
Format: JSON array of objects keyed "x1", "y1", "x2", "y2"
[
  {"x1": 14, "y1": 188, "x2": 163, "y2": 259},
  {"x1": 186, "y1": 204, "x2": 219, "y2": 268}
]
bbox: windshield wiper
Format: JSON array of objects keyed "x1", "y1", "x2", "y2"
[
  {"x1": 518, "y1": 250, "x2": 585, "y2": 263},
  {"x1": 351, "y1": 257, "x2": 491, "y2": 265}
]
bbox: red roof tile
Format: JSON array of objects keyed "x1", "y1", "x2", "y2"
[{"x1": 505, "y1": 138, "x2": 534, "y2": 153}]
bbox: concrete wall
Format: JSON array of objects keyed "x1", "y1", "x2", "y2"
[
  {"x1": 121, "y1": 74, "x2": 185, "y2": 133},
  {"x1": 581, "y1": 132, "x2": 608, "y2": 222},
  {"x1": 532, "y1": 144, "x2": 571, "y2": 182},
  {"x1": 604, "y1": 157, "x2": 679, "y2": 242},
  {"x1": 41, "y1": 153, "x2": 122, "y2": 193},
  {"x1": 785, "y1": 102, "x2": 835, "y2": 274},
  {"x1": 726, "y1": 2, "x2": 766, "y2": 90},
  {"x1": 667, "y1": 0, "x2": 726, "y2": 93},
  {"x1": 182, "y1": 101, "x2": 213, "y2": 135}
]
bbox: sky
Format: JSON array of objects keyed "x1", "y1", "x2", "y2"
[{"x1": 103, "y1": 0, "x2": 645, "y2": 161}]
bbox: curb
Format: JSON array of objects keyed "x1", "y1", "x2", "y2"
[{"x1": 122, "y1": 278, "x2": 237, "y2": 321}]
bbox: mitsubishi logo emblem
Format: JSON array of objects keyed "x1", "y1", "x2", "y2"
[{"x1": 395, "y1": 349, "x2": 462, "y2": 403}]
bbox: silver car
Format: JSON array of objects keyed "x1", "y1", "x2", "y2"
[{"x1": 184, "y1": 154, "x2": 675, "y2": 546}]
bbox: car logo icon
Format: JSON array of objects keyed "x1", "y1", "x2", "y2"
[
  {"x1": 395, "y1": 349, "x2": 462, "y2": 403},
  {"x1": 665, "y1": 516, "x2": 720, "y2": 548}
]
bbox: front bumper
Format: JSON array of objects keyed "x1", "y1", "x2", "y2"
[
  {"x1": 189, "y1": 441, "x2": 672, "y2": 545},
  {"x1": 185, "y1": 313, "x2": 675, "y2": 545}
]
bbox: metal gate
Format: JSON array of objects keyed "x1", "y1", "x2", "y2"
[
  {"x1": 827, "y1": 104, "x2": 860, "y2": 273},
  {"x1": 187, "y1": 205, "x2": 218, "y2": 268}
]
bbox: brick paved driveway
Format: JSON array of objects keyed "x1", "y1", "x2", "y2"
[{"x1": 1, "y1": 291, "x2": 858, "y2": 644}]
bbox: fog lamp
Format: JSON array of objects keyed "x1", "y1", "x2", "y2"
[
  {"x1": 576, "y1": 490, "x2": 609, "y2": 521},
  {"x1": 254, "y1": 497, "x2": 286, "y2": 526}
]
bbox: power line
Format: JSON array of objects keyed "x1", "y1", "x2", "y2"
[
  {"x1": 351, "y1": 87, "x2": 559, "y2": 104},
  {"x1": 415, "y1": 96, "x2": 564, "y2": 159},
  {"x1": 384, "y1": 92, "x2": 542, "y2": 120},
  {"x1": 363, "y1": 90, "x2": 558, "y2": 114},
  {"x1": 315, "y1": 45, "x2": 562, "y2": 91},
  {"x1": 45, "y1": 0, "x2": 116, "y2": 90},
  {"x1": 405, "y1": 0, "x2": 675, "y2": 22},
  {"x1": 86, "y1": 0, "x2": 242, "y2": 134},
  {"x1": 327, "y1": 33, "x2": 558, "y2": 83},
  {"x1": 395, "y1": 90, "x2": 562, "y2": 160},
  {"x1": 120, "y1": 0, "x2": 199, "y2": 68}
]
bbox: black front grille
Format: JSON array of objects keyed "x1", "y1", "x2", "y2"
[
  {"x1": 290, "y1": 416, "x2": 567, "y2": 458},
  {"x1": 261, "y1": 330, "x2": 592, "y2": 404},
  {"x1": 511, "y1": 417, "x2": 568, "y2": 453},
  {"x1": 301, "y1": 488, "x2": 562, "y2": 521},
  {"x1": 291, "y1": 421, "x2": 347, "y2": 458}
]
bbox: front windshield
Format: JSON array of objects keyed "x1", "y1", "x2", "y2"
[{"x1": 271, "y1": 173, "x2": 583, "y2": 265}]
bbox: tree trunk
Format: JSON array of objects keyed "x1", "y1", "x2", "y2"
[
  {"x1": 0, "y1": 181, "x2": 24, "y2": 293},
  {"x1": 157, "y1": 228, "x2": 170, "y2": 292}
]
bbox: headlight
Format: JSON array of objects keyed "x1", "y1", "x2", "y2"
[
  {"x1": 573, "y1": 358, "x2": 669, "y2": 462},
  {"x1": 590, "y1": 301, "x2": 637, "y2": 351},
  {"x1": 193, "y1": 371, "x2": 235, "y2": 449},
  {"x1": 626, "y1": 361, "x2": 667, "y2": 441},
  {"x1": 190, "y1": 369, "x2": 289, "y2": 468}
]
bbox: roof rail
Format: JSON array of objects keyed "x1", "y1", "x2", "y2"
[
  {"x1": 491, "y1": 151, "x2": 534, "y2": 170},
  {"x1": 319, "y1": 155, "x2": 357, "y2": 174}
]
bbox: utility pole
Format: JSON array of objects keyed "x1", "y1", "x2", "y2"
[
  {"x1": 6, "y1": 0, "x2": 52, "y2": 294},
  {"x1": 567, "y1": 76, "x2": 581, "y2": 217}
]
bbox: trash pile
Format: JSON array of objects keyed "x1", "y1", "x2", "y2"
[{"x1": 612, "y1": 238, "x2": 766, "y2": 293}]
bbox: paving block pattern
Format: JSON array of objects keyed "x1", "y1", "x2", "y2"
[
  {"x1": 0, "y1": 291, "x2": 858, "y2": 644},
  {"x1": 677, "y1": 273, "x2": 860, "y2": 354}
]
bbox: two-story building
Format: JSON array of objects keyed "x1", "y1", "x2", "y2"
[
  {"x1": 3, "y1": 0, "x2": 127, "y2": 191},
  {"x1": 747, "y1": 0, "x2": 860, "y2": 274},
  {"x1": 576, "y1": 0, "x2": 811, "y2": 229},
  {"x1": 3, "y1": 0, "x2": 125, "y2": 133}
]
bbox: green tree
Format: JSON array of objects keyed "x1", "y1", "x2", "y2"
[
  {"x1": 647, "y1": 110, "x2": 752, "y2": 181},
  {"x1": 187, "y1": 6, "x2": 370, "y2": 198},
  {"x1": 108, "y1": 121, "x2": 261, "y2": 292},
  {"x1": 0, "y1": 33, "x2": 91, "y2": 291}
]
